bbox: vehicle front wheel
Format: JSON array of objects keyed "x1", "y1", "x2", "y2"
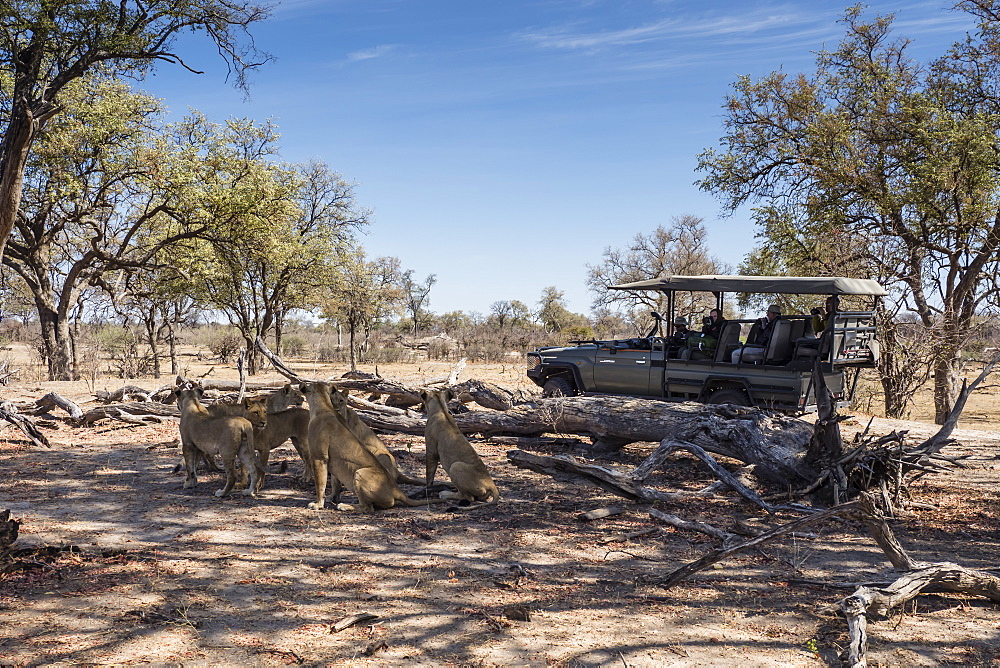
[
  {"x1": 542, "y1": 376, "x2": 576, "y2": 398},
  {"x1": 707, "y1": 389, "x2": 750, "y2": 407}
]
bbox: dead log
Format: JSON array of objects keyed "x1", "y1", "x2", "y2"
[
  {"x1": 93, "y1": 386, "x2": 153, "y2": 403},
  {"x1": 840, "y1": 491, "x2": 1000, "y2": 668},
  {"x1": 34, "y1": 392, "x2": 84, "y2": 419},
  {"x1": 449, "y1": 379, "x2": 515, "y2": 411},
  {"x1": 506, "y1": 450, "x2": 692, "y2": 503},
  {"x1": 0, "y1": 509, "x2": 19, "y2": 552},
  {"x1": 80, "y1": 402, "x2": 181, "y2": 426},
  {"x1": 173, "y1": 377, "x2": 288, "y2": 393},
  {"x1": 0, "y1": 400, "x2": 50, "y2": 447}
]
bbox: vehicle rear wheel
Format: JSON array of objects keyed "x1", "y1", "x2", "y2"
[
  {"x1": 707, "y1": 389, "x2": 750, "y2": 407},
  {"x1": 543, "y1": 376, "x2": 576, "y2": 398}
]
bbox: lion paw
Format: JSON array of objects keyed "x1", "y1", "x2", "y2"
[
  {"x1": 307, "y1": 501, "x2": 324, "y2": 510},
  {"x1": 214, "y1": 489, "x2": 227, "y2": 497},
  {"x1": 241, "y1": 488, "x2": 256, "y2": 497}
]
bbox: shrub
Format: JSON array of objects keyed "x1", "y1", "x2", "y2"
[
  {"x1": 208, "y1": 330, "x2": 243, "y2": 363},
  {"x1": 282, "y1": 335, "x2": 307, "y2": 357}
]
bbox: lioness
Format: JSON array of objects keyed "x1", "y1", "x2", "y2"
[
  {"x1": 327, "y1": 386, "x2": 424, "y2": 486},
  {"x1": 420, "y1": 388, "x2": 500, "y2": 507},
  {"x1": 300, "y1": 381, "x2": 445, "y2": 512},
  {"x1": 176, "y1": 385, "x2": 264, "y2": 497}
]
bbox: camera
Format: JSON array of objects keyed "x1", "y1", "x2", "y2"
[
  {"x1": 702, "y1": 316, "x2": 712, "y2": 326},
  {"x1": 810, "y1": 307, "x2": 820, "y2": 315}
]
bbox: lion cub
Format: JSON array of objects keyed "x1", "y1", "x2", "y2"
[
  {"x1": 300, "y1": 381, "x2": 445, "y2": 512},
  {"x1": 420, "y1": 388, "x2": 500, "y2": 507},
  {"x1": 175, "y1": 385, "x2": 264, "y2": 497}
]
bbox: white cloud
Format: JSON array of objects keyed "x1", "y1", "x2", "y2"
[{"x1": 346, "y1": 44, "x2": 398, "y2": 62}]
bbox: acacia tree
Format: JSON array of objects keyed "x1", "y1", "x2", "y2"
[
  {"x1": 401, "y1": 270, "x2": 436, "y2": 338},
  {"x1": 586, "y1": 215, "x2": 728, "y2": 330},
  {"x1": 4, "y1": 79, "x2": 223, "y2": 380},
  {"x1": 0, "y1": 0, "x2": 271, "y2": 265},
  {"x1": 321, "y1": 252, "x2": 404, "y2": 371},
  {"x1": 196, "y1": 156, "x2": 370, "y2": 374},
  {"x1": 696, "y1": 4, "x2": 1000, "y2": 423}
]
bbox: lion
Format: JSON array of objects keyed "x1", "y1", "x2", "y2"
[
  {"x1": 327, "y1": 386, "x2": 425, "y2": 486},
  {"x1": 175, "y1": 385, "x2": 264, "y2": 497},
  {"x1": 420, "y1": 388, "x2": 500, "y2": 508},
  {"x1": 299, "y1": 381, "x2": 446, "y2": 512},
  {"x1": 208, "y1": 386, "x2": 312, "y2": 491}
]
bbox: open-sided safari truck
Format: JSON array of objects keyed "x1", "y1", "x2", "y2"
[{"x1": 526, "y1": 275, "x2": 887, "y2": 413}]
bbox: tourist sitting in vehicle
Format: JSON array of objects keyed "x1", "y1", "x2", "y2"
[
  {"x1": 667, "y1": 316, "x2": 690, "y2": 358},
  {"x1": 685, "y1": 309, "x2": 726, "y2": 357},
  {"x1": 732, "y1": 304, "x2": 781, "y2": 363}
]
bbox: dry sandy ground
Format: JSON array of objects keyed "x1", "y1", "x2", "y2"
[{"x1": 1, "y1": 360, "x2": 999, "y2": 666}]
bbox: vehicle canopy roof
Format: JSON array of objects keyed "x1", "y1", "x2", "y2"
[{"x1": 611, "y1": 274, "x2": 888, "y2": 296}]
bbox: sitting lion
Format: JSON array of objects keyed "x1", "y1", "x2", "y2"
[
  {"x1": 300, "y1": 381, "x2": 445, "y2": 512},
  {"x1": 420, "y1": 388, "x2": 500, "y2": 508}
]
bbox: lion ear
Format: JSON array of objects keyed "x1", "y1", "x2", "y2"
[
  {"x1": 419, "y1": 389, "x2": 429, "y2": 402},
  {"x1": 444, "y1": 388, "x2": 455, "y2": 403}
]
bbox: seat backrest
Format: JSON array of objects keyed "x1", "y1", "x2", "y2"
[
  {"x1": 788, "y1": 318, "x2": 806, "y2": 341},
  {"x1": 715, "y1": 322, "x2": 742, "y2": 362},
  {"x1": 765, "y1": 318, "x2": 793, "y2": 364}
]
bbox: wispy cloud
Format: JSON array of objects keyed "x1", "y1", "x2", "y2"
[
  {"x1": 346, "y1": 44, "x2": 398, "y2": 62},
  {"x1": 519, "y1": 13, "x2": 801, "y2": 51}
]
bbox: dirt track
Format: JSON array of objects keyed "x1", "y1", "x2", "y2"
[{"x1": 2, "y1": 371, "x2": 1000, "y2": 665}]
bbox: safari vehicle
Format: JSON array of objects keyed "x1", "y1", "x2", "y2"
[{"x1": 526, "y1": 275, "x2": 887, "y2": 412}]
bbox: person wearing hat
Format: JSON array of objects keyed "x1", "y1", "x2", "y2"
[
  {"x1": 667, "y1": 315, "x2": 691, "y2": 358},
  {"x1": 732, "y1": 304, "x2": 782, "y2": 363}
]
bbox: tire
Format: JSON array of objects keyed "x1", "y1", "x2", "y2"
[
  {"x1": 707, "y1": 389, "x2": 751, "y2": 407},
  {"x1": 543, "y1": 376, "x2": 576, "y2": 398}
]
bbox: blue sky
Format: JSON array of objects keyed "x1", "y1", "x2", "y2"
[{"x1": 142, "y1": 0, "x2": 975, "y2": 317}]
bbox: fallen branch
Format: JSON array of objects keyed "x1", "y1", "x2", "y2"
[
  {"x1": 506, "y1": 449, "x2": 692, "y2": 503},
  {"x1": 634, "y1": 438, "x2": 775, "y2": 513},
  {"x1": 0, "y1": 400, "x2": 50, "y2": 447},
  {"x1": 93, "y1": 386, "x2": 153, "y2": 404},
  {"x1": 839, "y1": 491, "x2": 1000, "y2": 668},
  {"x1": 34, "y1": 392, "x2": 83, "y2": 420},
  {"x1": 648, "y1": 507, "x2": 738, "y2": 546},
  {"x1": 655, "y1": 501, "x2": 860, "y2": 589}
]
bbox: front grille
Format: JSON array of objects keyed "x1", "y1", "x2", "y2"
[{"x1": 527, "y1": 354, "x2": 541, "y2": 369}]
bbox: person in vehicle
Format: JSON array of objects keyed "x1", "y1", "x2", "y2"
[
  {"x1": 732, "y1": 304, "x2": 781, "y2": 363},
  {"x1": 685, "y1": 309, "x2": 726, "y2": 357},
  {"x1": 667, "y1": 316, "x2": 690, "y2": 358},
  {"x1": 810, "y1": 296, "x2": 836, "y2": 334}
]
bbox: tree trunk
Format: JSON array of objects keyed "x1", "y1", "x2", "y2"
[
  {"x1": 357, "y1": 397, "x2": 818, "y2": 484},
  {"x1": 0, "y1": 110, "x2": 36, "y2": 263},
  {"x1": 39, "y1": 307, "x2": 73, "y2": 381},
  {"x1": 145, "y1": 309, "x2": 162, "y2": 379},
  {"x1": 932, "y1": 355, "x2": 959, "y2": 425},
  {"x1": 349, "y1": 323, "x2": 357, "y2": 372}
]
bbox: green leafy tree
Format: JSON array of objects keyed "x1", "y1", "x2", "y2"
[
  {"x1": 321, "y1": 252, "x2": 404, "y2": 370},
  {"x1": 4, "y1": 78, "x2": 220, "y2": 380},
  {"x1": 696, "y1": 4, "x2": 1000, "y2": 423},
  {"x1": 0, "y1": 0, "x2": 271, "y2": 265},
  {"x1": 193, "y1": 151, "x2": 368, "y2": 374}
]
